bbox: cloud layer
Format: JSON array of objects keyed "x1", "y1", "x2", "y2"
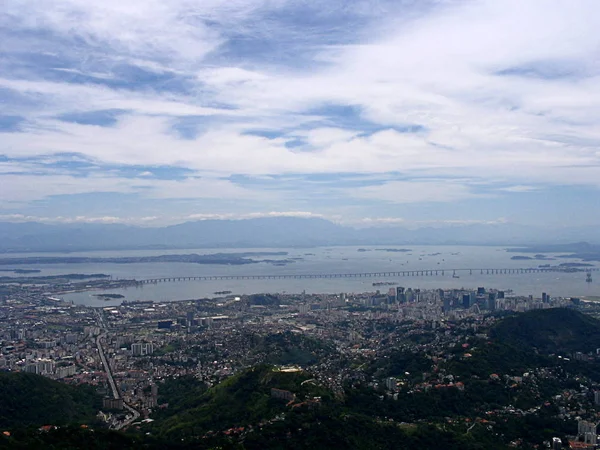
[{"x1": 2, "y1": 0, "x2": 600, "y2": 225}]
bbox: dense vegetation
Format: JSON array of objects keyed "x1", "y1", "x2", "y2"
[
  {"x1": 0, "y1": 427, "x2": 147, "y2": 450},
  {"x1": 151, "y1": 365, "x2": 330, "y2": 438},
  {"x1": 144, "y1": 367, "x2": 514, "y2": 449},
  {"x1": 0, "y1": 372, "x2": 101, "y2": 428},
  {"x1": 256, "y1": 331, "x2": 334, "y2": 366},
  {"x1": 491, "y1": 307, "x2": 600, "y2": 353}
]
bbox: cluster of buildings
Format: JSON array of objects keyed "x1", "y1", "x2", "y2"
[{"x1": 1, "y1": 276, "x2": 600, "y2": 445}]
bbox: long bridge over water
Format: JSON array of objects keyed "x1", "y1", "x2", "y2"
[{"x1": 137, "y1": 267, "x2": 599, "y2": 284}]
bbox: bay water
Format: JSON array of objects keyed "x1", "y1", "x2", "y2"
[{"x1": 1, "y1": 245, "x2": 597, "y2": 307}]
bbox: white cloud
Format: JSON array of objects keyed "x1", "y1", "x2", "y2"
[
  {"x1": 350, "y1": 180, "x2": 483, "y2": 204},
  {"x1": 0, "y1": 172, "x2": 268, "y2": 205},
  {"x1": 0, "y1": 214, "x2": 161, "y2": 225},
  {"x1": 0, "y1": 211, "x2": 330, "y2": 226},
  {"x1": 2, "y1": 0, "x2": 600, "y2": 222},
  {"x1": 0, "y1": 78, "x2": 231, "y2": 117},
  {"x1": 186, "y1": 211, "x2": 328, "y2": 220},
  {"x1": 499, "y1": 185, "x2": 539, "y2": 193}
]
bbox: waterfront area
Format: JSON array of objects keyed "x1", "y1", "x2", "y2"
[
  {"x1": 1, "y1": 244, "x2": 600, "y2": 445},
  {"x1": 1, "y1": 245, "x2": 599, "y2": 306},
  {"x1": 2, "y1": 273, "x2": 600, "y2": 443},
  {"x1": 4, "y1": 251, "x2": 600, "y2": 447}
]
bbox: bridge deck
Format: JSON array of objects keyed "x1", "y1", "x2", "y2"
[{"x1": 136, "y1": 267, "x2": 599, "y2": 284}]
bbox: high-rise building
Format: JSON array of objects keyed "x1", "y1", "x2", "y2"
[
  {"x1": 186, "y1": 311, "x2": 195, "y2": 327},
  {"x1": 488, "y1": 293, "x2": 497, "y2": 311},
  {"x1": 103, "y1": 397, "x2": 124, "y2": 410},
  {"x1": 542, "y1": 292, "x2": 548, "y2": 303},
  {"x1": 157, "y1": 320, "x2": 173, "y2": 329},
  {"x1": 468, "y1": 292, "x2": 476, "y2": 307},
  {"x1": 443, "y1": 297, "x2": 451, "y2": 314},
  {"x1": 578, "y1": 420, "x2": 597, "y2": 445},
  {"x1": 385, "y1": 377, "x2": 397, "y2": 391},
  {"x1": 551, "y1": 437, "x2": 561, "y2": 450},
  {"x1": 462, "y1": 294, "x2": 471, "y2": 309},
  {"x1": 388, "y1": 288, "x2": 396, "y2": 302},
  {"x1": 131, "y1": 343, "x2": 153, "y2": 356},
  {"x1": 396, "y1": 287, "x2": 406, "y2": 304}
]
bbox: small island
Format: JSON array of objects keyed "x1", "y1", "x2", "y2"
[
  {"x1": 0, "y1": 253, "x2": 292, "y2": 266},
  {"x1": 94, "y1": 293, "x2": 125, "y2": 300},
  {"x1": 0, "y1": 269, "x2": 42, "y2": 274},
  {"x1": 559, "y1": 262, "x2": 594, "y2": 268}
]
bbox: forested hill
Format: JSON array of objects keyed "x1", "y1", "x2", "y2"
[
  {"x1": 0, "y1": 372, "x2": 100, "y2": 428},
  {"x1": 491, "y1": 307, "x2": 600, "y2": 353}
]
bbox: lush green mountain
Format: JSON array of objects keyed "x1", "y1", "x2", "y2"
[
  {"x1": 0, "y1": 426, "x2": 147, "y2": 450},
  {"x1": 151, "y1": 364, "x2": 330, "y2": 438},
  {"x1": 0, "y1": 420, "x2": 508, "y2": 450},
  {"x1": 0, "y1": 372, "x2": 100, "y2": 428},
  {"x1": 0, "y1": 358, "x2": 574, "y2": 450},
  {"x1": 490, "y1": 307, "x2": 600, "y2": 353},
  {"x1": 147, "y1": 365, "x2": 513, "y2": 450}
]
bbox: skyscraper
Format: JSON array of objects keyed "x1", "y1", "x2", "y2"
[
  {"x1": 488, "y1": 293, "x2": 497, "y2": 311},
  {"x1": 462, "y1": 294, "x2": 471, "y2": 309}
]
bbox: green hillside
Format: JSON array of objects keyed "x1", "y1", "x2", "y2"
[
  {"x1": 0, "y1": 426, "x2": 147, "y2": 450},
  {"x1": 0, "y1": 372, "x2": 100, "y2": 428},
  {"x1": 148, "y1": 365, "x2": 512, "y2": 449},
  {"x1": 152, "y1": 364, "x2": 329, "y2": 438},
  {"x1": 490, "y1": 307, "x2": 600, "y2": 353}
]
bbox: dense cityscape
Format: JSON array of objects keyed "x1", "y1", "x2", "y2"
[{"x1": 3, "y1": 271, "x2": 600, "y2": 448}]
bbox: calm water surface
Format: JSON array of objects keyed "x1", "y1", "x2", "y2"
[{"x1": 1, "y1": 245, "x2": 597, "y2": 306}]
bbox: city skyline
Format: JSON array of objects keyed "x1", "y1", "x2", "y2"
[{"x1": 2, "y1": 0, "x2": 600, "y2": 227}]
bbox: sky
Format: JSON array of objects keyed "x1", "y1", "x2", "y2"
[{"x1": 2, "y1": 0, "x2": 600, "y2": 228}]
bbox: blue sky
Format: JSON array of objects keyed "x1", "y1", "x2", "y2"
[{"x1": 2, "y1": 0, "x2": 600, "y2": 227}]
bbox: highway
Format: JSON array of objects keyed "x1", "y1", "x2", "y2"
[
  {"x1": 95, "y1": 310, "x2": 140, "y2": 430},
  {"x1": 96, "y1": 332, "x2": 119, "y2": 400}
]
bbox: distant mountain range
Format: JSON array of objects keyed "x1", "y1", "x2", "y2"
[{"x1": 0, "y1": 217, "x2": 599, "y2": 252}]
